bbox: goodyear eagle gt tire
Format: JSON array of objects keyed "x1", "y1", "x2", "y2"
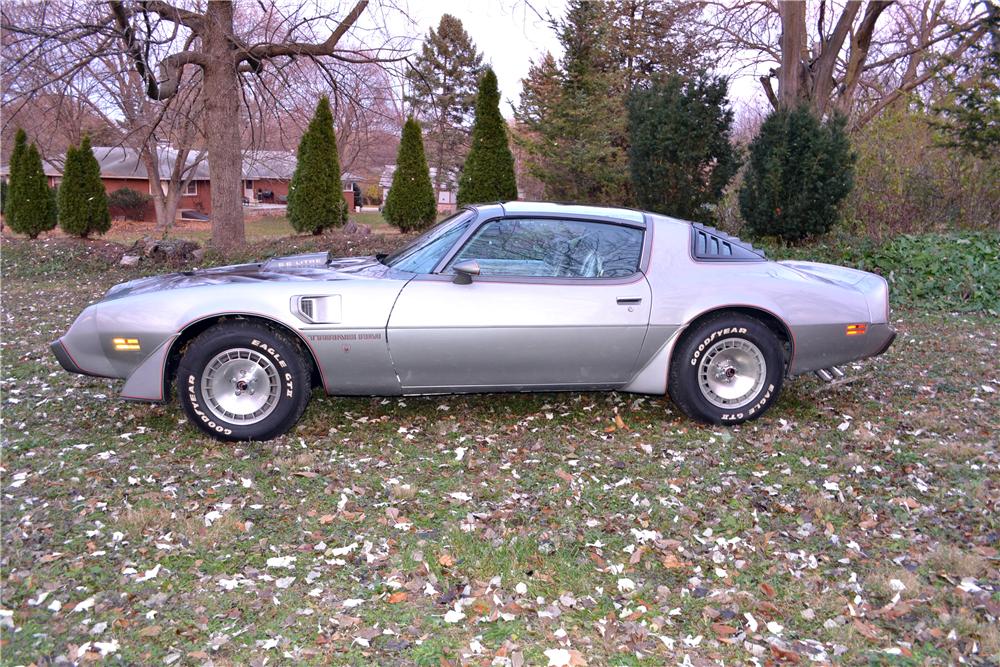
[
  {"x1": 178, "y1": 321, "x2": 311, "y2": 441},
  {"x1": 668, "y1": 314, "x2": 784, "y2": 425}
]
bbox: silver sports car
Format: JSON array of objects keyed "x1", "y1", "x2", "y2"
[{"x1": 52, "y1": 202, "x2": 896, "y2": 441}]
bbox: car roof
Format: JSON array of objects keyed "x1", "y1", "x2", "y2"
[{"x1": 496, "y1": 201, "x2": 647, "y2": 225}]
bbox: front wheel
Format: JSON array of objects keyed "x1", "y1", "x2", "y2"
[
  {"x1": 668, "y1": 314, "x2": 785, "y2": 425},
  {"x1": 177, "y1": 321, "x2": 311, "y2": 441}
]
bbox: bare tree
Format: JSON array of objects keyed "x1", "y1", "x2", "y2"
[
  {"x1": 2, "y1": 0, "x2": 406, "y2": 249},
  {"x1": 702, "y1": 0, "x2": 991, "y2": 126},
  {"x1": 242, "y1": 56, "x2": 404, "y2": 181}
]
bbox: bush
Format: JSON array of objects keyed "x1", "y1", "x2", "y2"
[
  {"x1": 457, "y1": 68, "x2": 518, "y2": 206},
  {"x1": 383, "y1": 117, "x2": 436, "y2": 231},
  {"x1": 739, "y1": 106, "x2": 854, "y2": 242},
  {"x1": 288, "y1": 96, "x2": 347, "y2": 235},
  {"x1": 627, "y1": 73, "x2": 739, "y2": 222},
  {"x1": 7, "y1": 130, "x2": 57, "y2": 239},
  {"x1": 108, "y1": 187, "x2": 152, "y2": 221},
  {"x1": 846, "y1": 110, "x2": 999, "y2": 239},
  {"x1": 58, "y1": 136, "x2": 110, "y2": 238}
]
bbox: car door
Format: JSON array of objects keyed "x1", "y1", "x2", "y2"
[{"x1": 386, "y1": 216, "x2": 652, "y2": 392}]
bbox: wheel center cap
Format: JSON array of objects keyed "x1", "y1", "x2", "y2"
[{"x1": 235, "y1": 380, "x2": 249, "y2": 391}]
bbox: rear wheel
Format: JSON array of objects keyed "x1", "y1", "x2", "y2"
[
  {"x1": 177, "y1": 321, "x2": 311, "y2": 441},
  {"x1": 668, "y1": 314, "x2": 785, "y2": 425}
]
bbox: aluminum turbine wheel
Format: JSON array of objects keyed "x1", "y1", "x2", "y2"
[
  {"x1": 201, "y1": 348, "x2": 280, "y2": 425},
  {"x1": 697, "y1": 337, "x2": 767, "y2": 409}
]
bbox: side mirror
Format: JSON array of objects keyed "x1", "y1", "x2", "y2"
[{"x1": 452, "y1": 260, "x2": 480, "y2": 285}]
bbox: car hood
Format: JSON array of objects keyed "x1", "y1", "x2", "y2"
[{"x1": 103, "y1": 252, "x2": 391, "y2": 301}]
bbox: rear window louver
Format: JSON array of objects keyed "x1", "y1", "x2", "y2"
[{"x1": 691, "y1": 224, "x2": 766, "y2": 261}]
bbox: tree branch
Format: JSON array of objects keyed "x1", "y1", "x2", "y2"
[{"x1": 244, "y1": 0, "x2": 368, "y2": 60}]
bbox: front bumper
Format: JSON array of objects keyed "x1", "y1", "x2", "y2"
[{"x1": 50, "y1": 338, "x2": 104, "y2": 378}]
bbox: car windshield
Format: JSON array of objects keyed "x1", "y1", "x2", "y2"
[{"x1": 379, "y1": 210, "x2": 474, "y2": 273}]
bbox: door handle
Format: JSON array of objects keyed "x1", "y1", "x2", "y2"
[{"x1": 616, "y1": 297, "x2": 642, "y2": 305}]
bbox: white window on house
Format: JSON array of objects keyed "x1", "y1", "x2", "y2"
[{"x1": 150, "y1": 181, "x2": 168, "y2": 196}]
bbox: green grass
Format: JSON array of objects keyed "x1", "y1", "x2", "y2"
[
  {"x1": 98, "y1": 211, "x2": 398, "y2": 246},
  {"x1": 1, "y1": 238, "x2": 998, "y2": 664}
]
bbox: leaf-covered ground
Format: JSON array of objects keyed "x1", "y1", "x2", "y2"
[{"x1": 1, "y1": 235, "x2": 997, "y2": 666}]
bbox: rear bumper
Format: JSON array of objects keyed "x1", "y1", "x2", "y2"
[
  {"x1": 875, "y1": 328, "x2": 897, "y2": 357},
  {"x1": 50, "y1": 339, "x2": 104, "y2": 378}
]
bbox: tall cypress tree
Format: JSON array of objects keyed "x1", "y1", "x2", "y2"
[
  {"x1": 5, "y1": 128, "x2": 28, "y2": 228},
  {"x1": 457, "y1": 68, "x2": 518, "y2": 206},
  {"x1": 288, "y1": 96, "x2": 347, "y2": 235},
  {"x1": 59, "y1": 136, "x2": 110, "y2": 238},
  {"x1": 8, "y1": 132, "x2": 57, "y2": 239},
  {"x1": 383, "y1": 117, "x2": 436, "y2": 231}
]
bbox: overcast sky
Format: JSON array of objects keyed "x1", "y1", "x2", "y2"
[{"x1": 357, "y1": 0, "x2": 766, "y2": 118}]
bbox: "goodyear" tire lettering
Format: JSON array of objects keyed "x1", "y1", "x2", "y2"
[{"x1": 690, "y1": 327, "x2": 748, "y2": 366}]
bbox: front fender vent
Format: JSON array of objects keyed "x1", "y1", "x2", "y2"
[{"x1": 691, "y1": 224, "x2": 766, "y2": 261}]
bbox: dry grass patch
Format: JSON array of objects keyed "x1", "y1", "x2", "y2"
[
  {"x1": 115, "y1": 505, "x2": 173, "y2": 540},
  {"x1": 924, "y1": 544, "x2": 988, "y2": 578},
  {"x1": 178, "y1": 512, "x2": 247, "y2": 550},
  {"x1": 866, "y1": 565, "x2": 923, "y2": 604}
]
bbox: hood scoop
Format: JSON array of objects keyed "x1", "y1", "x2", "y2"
[{"x1": 262, "y1": 252, "x2": 331, "y2": 271}]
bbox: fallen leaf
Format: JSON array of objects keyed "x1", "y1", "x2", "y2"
[
  {"x1": 139, "y1": 625, "x2": 161, "y2": 637},
  {"x1": 388, "y1": 592, "x2": 408, "y2": 604},
  {"x1": 711, "y1": 623, "x2": 738, "y2": 636},
  {"x1": 853, "y1": 618, "x2": 883, "y2": 641},
  {"x1": 662, "y1": 553, "x2": 690, "y2": 569}
]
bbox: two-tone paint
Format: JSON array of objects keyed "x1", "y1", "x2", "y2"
[{"x1": 51, "y1": 202, "x2": 895, "y2": 402}]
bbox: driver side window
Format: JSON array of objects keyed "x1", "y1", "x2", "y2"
[{"x1": 448, "y1": 218, "x2": 643, "y2": 278}]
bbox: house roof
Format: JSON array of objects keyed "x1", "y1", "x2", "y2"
[
  {"x1": 380, "y1": 164, "x2": 456, "y2": 189},
  {"x1": 1, "y1": 146, "x2": 358, "y2": 183}
]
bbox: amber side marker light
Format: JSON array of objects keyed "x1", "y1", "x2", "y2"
[
  {"x1": 113, "y1": 337, "x2": 141, "y2": 351},
  {"x1": 845, "y1": 324, "x2": 867, "y2": 336}
]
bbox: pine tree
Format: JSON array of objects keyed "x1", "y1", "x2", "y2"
[
  {"x1": 457, "y1": 69, "x2": 518, "y2": 206},
  {"x1": 59, "y1": 136, "x2": 110, "y2": 238},
  {"x1": 288, "y1": 96, "x2": 347, "y2": 234},
  {"x1": 8, "y1": 132, "x2": 57, "y2": 239},
  {"x1": 739, "y1": 106, "x2": 855, "y2": 242},
  {"x1": 515, "y1": 1, "x2": 626, "y2": 204},
  {"x1": 515, "y1": 0, "x2": 704, "y2": 205},
  {"x1": 405, "y1": 14, "x2": 483, "y2": 201},
  {"x1": 627, "y1": 73, "x2": 739, "y2": 222},
  {"x1": 383, "y1": 117, "x2": 436, "y2": 231}
]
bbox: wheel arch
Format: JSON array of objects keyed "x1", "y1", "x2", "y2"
[
  {"x1": 163, "y1": 313, "x2": 324, "y2": 400},
  {"x1": 673, "y1": 305, "x2": 795, "y2": 376}
]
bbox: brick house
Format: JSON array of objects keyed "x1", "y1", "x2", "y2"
[{"x1": 1, "y1": 146, "x2": 359, "y2": 222}]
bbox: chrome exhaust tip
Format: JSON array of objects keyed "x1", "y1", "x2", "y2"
[
  {"x1": 831, "y1": 366, "x2": 846, "y2": 379},
  {"x1": 815, "y1": 368, "x2": 834, "y2": 382}
]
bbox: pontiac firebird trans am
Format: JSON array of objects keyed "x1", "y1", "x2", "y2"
[{"x1": 52, "y1": 202, "x2": 896, "y2": 441}]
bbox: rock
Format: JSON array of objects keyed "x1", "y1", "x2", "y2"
[
  {"x1": 343, "y1": 221, "x2": 371, "y2": 236},
  {"x1": 128, "y1": 237, "x2": 201, "y2": 263},
  {"x1": 120, "y1": 254, "x2": 141, "y2": 267}
]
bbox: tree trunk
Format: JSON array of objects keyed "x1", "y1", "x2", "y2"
[
  {"x1": 778, "y1": 0, "x2": 808, "y2": 108},
  {"x1": 201, "y1": 2, "x2": 245, "y2": 250}
]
